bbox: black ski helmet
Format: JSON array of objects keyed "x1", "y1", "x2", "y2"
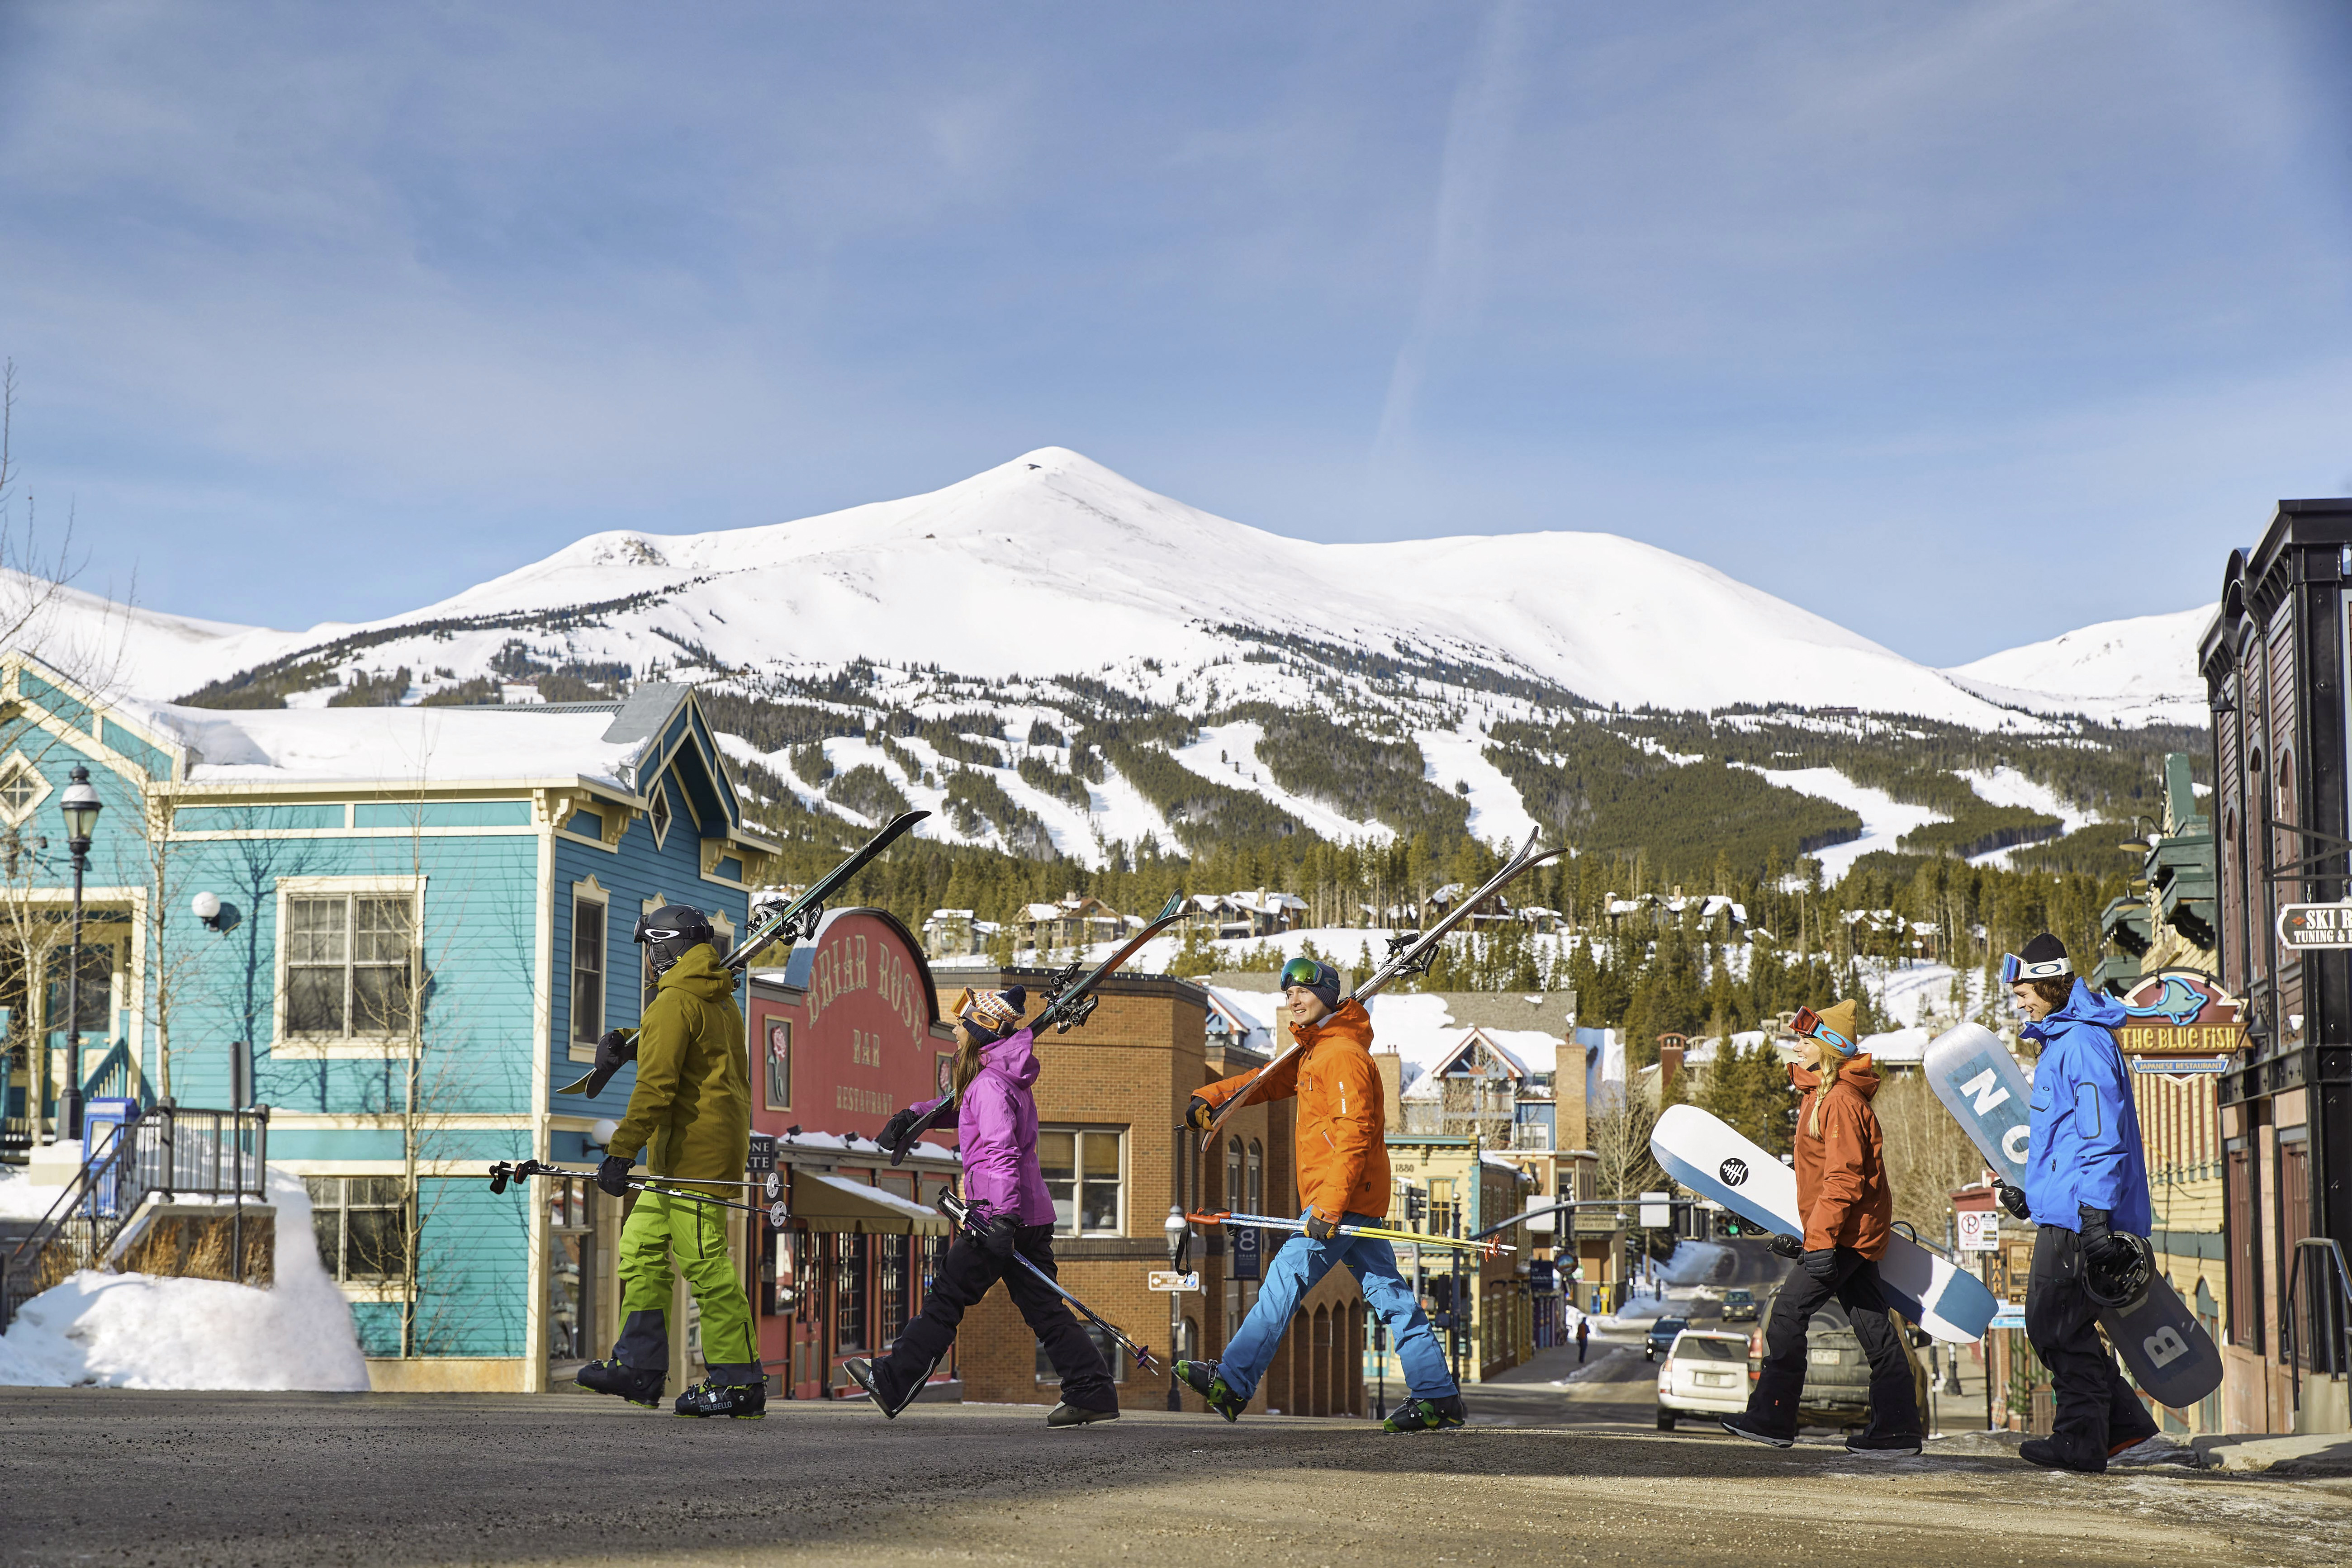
[{"x1": 635, "y1": 904, "x2": 715, "y2": 978}]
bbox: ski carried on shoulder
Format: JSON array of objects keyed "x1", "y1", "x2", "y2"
[
  {"x1": 887, "y1": 892, "x2": 1189, "y2": 1165},
  {"x1": 1187, "y1": 1209, "x2": 1515, "y2": 1258},
  {"x1": 1203, "y1": 829, "x2": 1569, "y2": 1142},
  {"x1": 560, "y1": 810, "x2": 928, "y2": 1094},
  {"x1": 939, "y1": 1189, "x2": 1159, "y2": 1373}
]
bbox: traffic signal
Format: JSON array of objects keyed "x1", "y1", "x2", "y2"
[{"x1": 1718, "y1": 1213, "x2": 1764, "y2": 1239}]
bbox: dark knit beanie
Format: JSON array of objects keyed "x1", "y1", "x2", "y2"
[{"x1": 2020, "y1": 932, "x2": 2069, "y2": 968}]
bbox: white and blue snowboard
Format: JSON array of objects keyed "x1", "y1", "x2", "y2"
[
  {"x1": 1651, "y1": 1103, "x2": 1996, "y2": 1343},
  {"x1": 1921, "y1": 1023, "x2": 2222, "y2": 1408}
]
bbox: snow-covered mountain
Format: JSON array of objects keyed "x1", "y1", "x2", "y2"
[
  {"x1": 19, "y1": 449, "x2": 2209, "y2": 870},
  {"x1": 45, "y1": 448, "x2": 2181, "y2": 724},
  {"x1": 1943, "y1": 606, "x2": 2211, "y2": 727}
]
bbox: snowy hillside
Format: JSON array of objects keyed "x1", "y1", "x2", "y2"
[
  {"x1": 12, "y1": 449, "x2": 2205, "y2": 873},
  {"x1": 1944, "y1": 606, "x2": 2211, "y2": 726}
]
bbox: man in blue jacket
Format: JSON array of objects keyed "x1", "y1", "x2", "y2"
[{"x1": 2001, "y1": 932, "x2": 2161, "y2": 1473}]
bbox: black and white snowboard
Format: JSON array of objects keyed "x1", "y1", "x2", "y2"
[{"x1": 1921, "y1": 1023, "x2": 2222, "y2": 1407}]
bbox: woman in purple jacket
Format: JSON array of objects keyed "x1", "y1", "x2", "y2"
[{"x1": 847, "y1": 985, "x2": 1119, "y2": 1426}]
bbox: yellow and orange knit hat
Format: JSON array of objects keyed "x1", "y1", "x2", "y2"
[{"x1": 953, "y1": 985, "x2": 1028, "y2": 1042}]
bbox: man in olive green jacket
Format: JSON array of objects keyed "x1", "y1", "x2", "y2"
[{"x1": 576, "y1": 905, "x2": 762, "y2": 1419}]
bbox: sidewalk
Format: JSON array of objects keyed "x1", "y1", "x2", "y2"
[{"x1": 2192, "y1": 1432, "x2": 2352, "y2": 1477}]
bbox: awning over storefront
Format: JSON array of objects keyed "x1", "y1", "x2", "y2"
[{"x1": 790, "y1": 1170, "x2": 951, "y2": 1236}]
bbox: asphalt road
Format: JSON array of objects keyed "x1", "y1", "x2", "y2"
[{"x1": 6, "y1": 1352, "x2": 2348, "y2": 1568}]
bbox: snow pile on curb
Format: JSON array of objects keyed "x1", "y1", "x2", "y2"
[
  {"x1": 0, "y1": 1167, "x2": 368, "y2": 1390},
  {"x1": 1657, "y1": 1240, "x2": 1734, "y2": 1287}
]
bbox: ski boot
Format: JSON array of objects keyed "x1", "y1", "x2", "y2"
[
  {"x1": 842, "y1": 1357, "x2": 923, "y2": 1419},
  {"x1": 673, "y1": 1378, "x2": 767, "y2": 1420},
  {"x1": 1717, "y1": 1412, "x2": 1795, "y2": 1449},
  {"x1": 2019, "y1": 1437, "x2": 2103, "y2": 1474},
  {"x1": 575, "y1": 1360, "x2": 664, "y2": 1409},
  {"x1": 1381, "y1": 1394, "x2": 1468, "y2": 1434},
  {"x1": 1046, "y1": 1402, "x2": 1121, "y2": 1428},
  {"x1": 1175, "y1": 1360, "x2": 1246, "y2": 1423}
]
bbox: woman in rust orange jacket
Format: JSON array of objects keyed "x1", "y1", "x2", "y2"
[
  {"x1": 1720, "y1": 998, "x2": 1923, "y2": 1456},
  {"x1": 1172, "y1": 957, "x2": 1464, "y2": 1433}
]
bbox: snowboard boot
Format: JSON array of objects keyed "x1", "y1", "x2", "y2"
[
  {"x1": 575, "y1": 1360, "x2": 665, "y2": 1409},
  {"x1": 1381, "y1": 1394, "x2": 1468, "y2": 1434},
  {"x1": 1844, "y1": 1431, "x2": 1923, "y2": 1457},
  {"x1": 1046, "y1": 1402, "x2": 1121, "y2": 1428},
  {"x1": 672, "y1": 1378, "x2": 767, "y2": 1420},
  {"x1": 1717, "y1": 1412, "x2": 1795, "y2": 1449},
  {"x1": 2019, "y1": 1437, "x2": 2104, "y2": 1474},
  {"x1": 1176, "y1": 1360, "x2": 1246, "y2": 1423},
  {"x1": 842, "y1": 1357, "x2": 924, "y2": 1419}
]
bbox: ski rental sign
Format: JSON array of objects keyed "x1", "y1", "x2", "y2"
[{"x1": 2277, "y1": 901, "x2": 2352, "y2": 950}]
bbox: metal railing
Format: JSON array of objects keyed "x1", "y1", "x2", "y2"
[
  {"x1": 2283, "y1": 1236, "x2": 2352, "y2": 1419},
  {"x1": 0, "y1": 1103, "x2": 270, "y2": 1327}
]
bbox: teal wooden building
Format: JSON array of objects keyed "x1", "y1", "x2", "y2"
[{"x1": 0, "y1": 652, "x2": 779, "y2": 1390}]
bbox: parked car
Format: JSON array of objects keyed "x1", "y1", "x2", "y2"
[
  {"x1": 1643, "y1": 1315, "x2": 1690, "y2": 1360},
  {"x1": 1656, "y1": 1329, "x2": 1752, "y2": 1430},
  {"x1": 1720, "y1": 1289, "x2": 1758, "y2": 1323},
  {"x1": 1741, "y1": 1287, "x2": 1929, "y2": 1430}
]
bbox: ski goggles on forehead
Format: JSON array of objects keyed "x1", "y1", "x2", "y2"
[
  {"x1": 2000, "y1": 952, "x2": 2072, "y2": 985},
  {"x1": 1279, "y1": 957, "x2": 1328, "y2": 990},
  {"x1": 1790, "y1": 1007, "x2": 1857, "y2": 1056}
]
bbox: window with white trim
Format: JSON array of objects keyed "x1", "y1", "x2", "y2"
[
  {"x1": 306, "y1": 1175, "x2": 410, "y2": 1283},
  {"x1": 570, "y1": 890, "x2": 606, "y2": 1045},
  {"x1": 1039, "y1": 1125, "x2": 1124, "y2": 1236},
  {"x1": 287, "y1": 894, "x2": 414, "y2": 1037}
]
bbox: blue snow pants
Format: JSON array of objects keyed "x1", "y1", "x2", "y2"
[{"x1": 1214, "y1": 1211, "x2": 1458, "y2": 1403}]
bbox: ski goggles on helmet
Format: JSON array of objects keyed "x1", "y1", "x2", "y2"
[
  {"x1": 1789, "y1": 1006, "x2": 1858, "y2": 1057},
  {"x1": 1999, "y1": 951, "x2": 2072, "y2": 985}
]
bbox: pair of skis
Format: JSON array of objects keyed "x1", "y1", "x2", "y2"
[
  {"x1": 487, "y1": 1157, "x2": 787, "y2": 1227},
  {"x1": 1200, "y1": 829, "x2": 1570, "y2": 1142},
  {"x1": 936, "y1": 1189, "x2": 1160, "y2": 1374},
  {"x1": 561, "y1": 810, "x2": 931, "y2": 1096},
  {"x1": 1186, "y1": 1209, "x2": 1515, "y2": 1258},
  {"x1": 884, "y1": 890, "x2": 1192, "y2": 1165}
]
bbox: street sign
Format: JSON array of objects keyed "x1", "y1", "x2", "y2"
[
  {"x1": 1639, "y1": 1190, "x2": 1671, "y2": 1228},
  {"x1": 2277, "y1": 903, "x2": 2352, "y2": 950},
  {"x1": 1957, "y1": 1210, "x2": 1999, "y2": 1253},
  {"x1": 1147, "y1": 1270, "x2": 1200, "y2": 1293}
]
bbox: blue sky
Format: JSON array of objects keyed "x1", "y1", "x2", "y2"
[{"x1": 0, "y1": 1, "x2": 2347, "y2": 664}]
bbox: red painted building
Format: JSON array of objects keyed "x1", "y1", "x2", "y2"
[{"x1": 745, "y1": 908, "x2": 961, "y2": 1400}]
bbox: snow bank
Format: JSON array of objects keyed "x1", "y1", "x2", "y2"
[
  {"x1": 0, "y1": 1167, "x2": 369, "y2": 1390},
  {"x1": 0, "y1": 1171, "x2": 70, "y2": 1219}
]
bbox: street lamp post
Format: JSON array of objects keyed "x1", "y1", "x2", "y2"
[
  {"x1": 1164, "y1": 1203, "x2": 1188, "y2": 1411},
  {"x1": 57, "y1": 765, "x2": 103, "y2": 1144}
]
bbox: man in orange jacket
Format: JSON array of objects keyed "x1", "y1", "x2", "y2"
[
  {"x1": 1173, "y1": 957, "x2": 1465, "y2": 1433},
  {"x1": 1720, "y1": 999, "x2": 1924, "y2": 1456}
]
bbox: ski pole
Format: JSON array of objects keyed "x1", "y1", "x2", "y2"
[
  {"x1": 1190, "y1": 1209, "x2": 1515, "y2": 1258},
  {"x1": 487, "y1": 1160, "x2": 787, "y2": 1227},
  {"x1": 938, "y1": 1191, "x2": 1159, "y2": 1374}
]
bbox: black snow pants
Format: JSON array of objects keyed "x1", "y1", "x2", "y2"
[
  {"x1": 863, "y1": 1224, "x2": 1117, "y2": 1413},
  {"x1": 2025, "y1": 1224, "x2": 2161, "y2": 1469},
  {"x1": 1745, "y1": 1247, "x2": 1922, "y2": 1440}
]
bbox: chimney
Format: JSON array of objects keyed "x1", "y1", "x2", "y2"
[{"x1": 1658, "y1": 1037, "x2": 1685, "y2": 1094}]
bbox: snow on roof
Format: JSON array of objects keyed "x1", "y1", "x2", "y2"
[
  {"x1": 165, "y1": 703, "x2": 649, "y2": 788},
  {"x1": 1859, "y1": 1026, "x2": 1930, "y2": 1065},
  {"x1": 774, "y1": 1129, "x2": 960, "y2": 1166},
  {"x1": 1363, "y1": 993, "x2": 1561, "y2": 1075},
  {"x1": 1482, "y1": 1152, "x2": 1533, "y2": 1177}
]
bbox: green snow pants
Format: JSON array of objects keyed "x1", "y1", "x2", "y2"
[{"x1": 611, "y1": 1189, "x2": 760, "y2": 1385}]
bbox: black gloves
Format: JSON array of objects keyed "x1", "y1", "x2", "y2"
[
  {"x1": 2078, "y1": 1205, "x2": 2134, "y2": 1268},
  {"x1": 879, "y1": 1107, "x2": 920, "y2": 1156},
  {"x1": 581, "y1": 1028, "x2": 639, "y2": 1099},
  {"x1": 981, "y1": 1215, "x2": 1021, "y2": 1260},
  {"x1": 1995, "y1": 1180, "x2": 2031, "y2": 1220},
  {"x1": 1769, "y1": 1233, "x2": 1803, "y2": 1261},
  {"x1": 1802, "y1": 1247, "x2": 1839, "y2": 1283},
  {"x1": 1304, "y1": 1212, "x2": 1339, "y2": 1242},
  {"x1": 1183, "y1": 1095, "x2": 1215, "y2": 1132},
  {"x1": 596, "y1": 1155, "x2": 633, "y2": 1198}
]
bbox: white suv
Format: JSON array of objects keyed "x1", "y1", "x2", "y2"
[{"x1": 1655, "y1": 1329, "x2": 1751, "y2": 1431}]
